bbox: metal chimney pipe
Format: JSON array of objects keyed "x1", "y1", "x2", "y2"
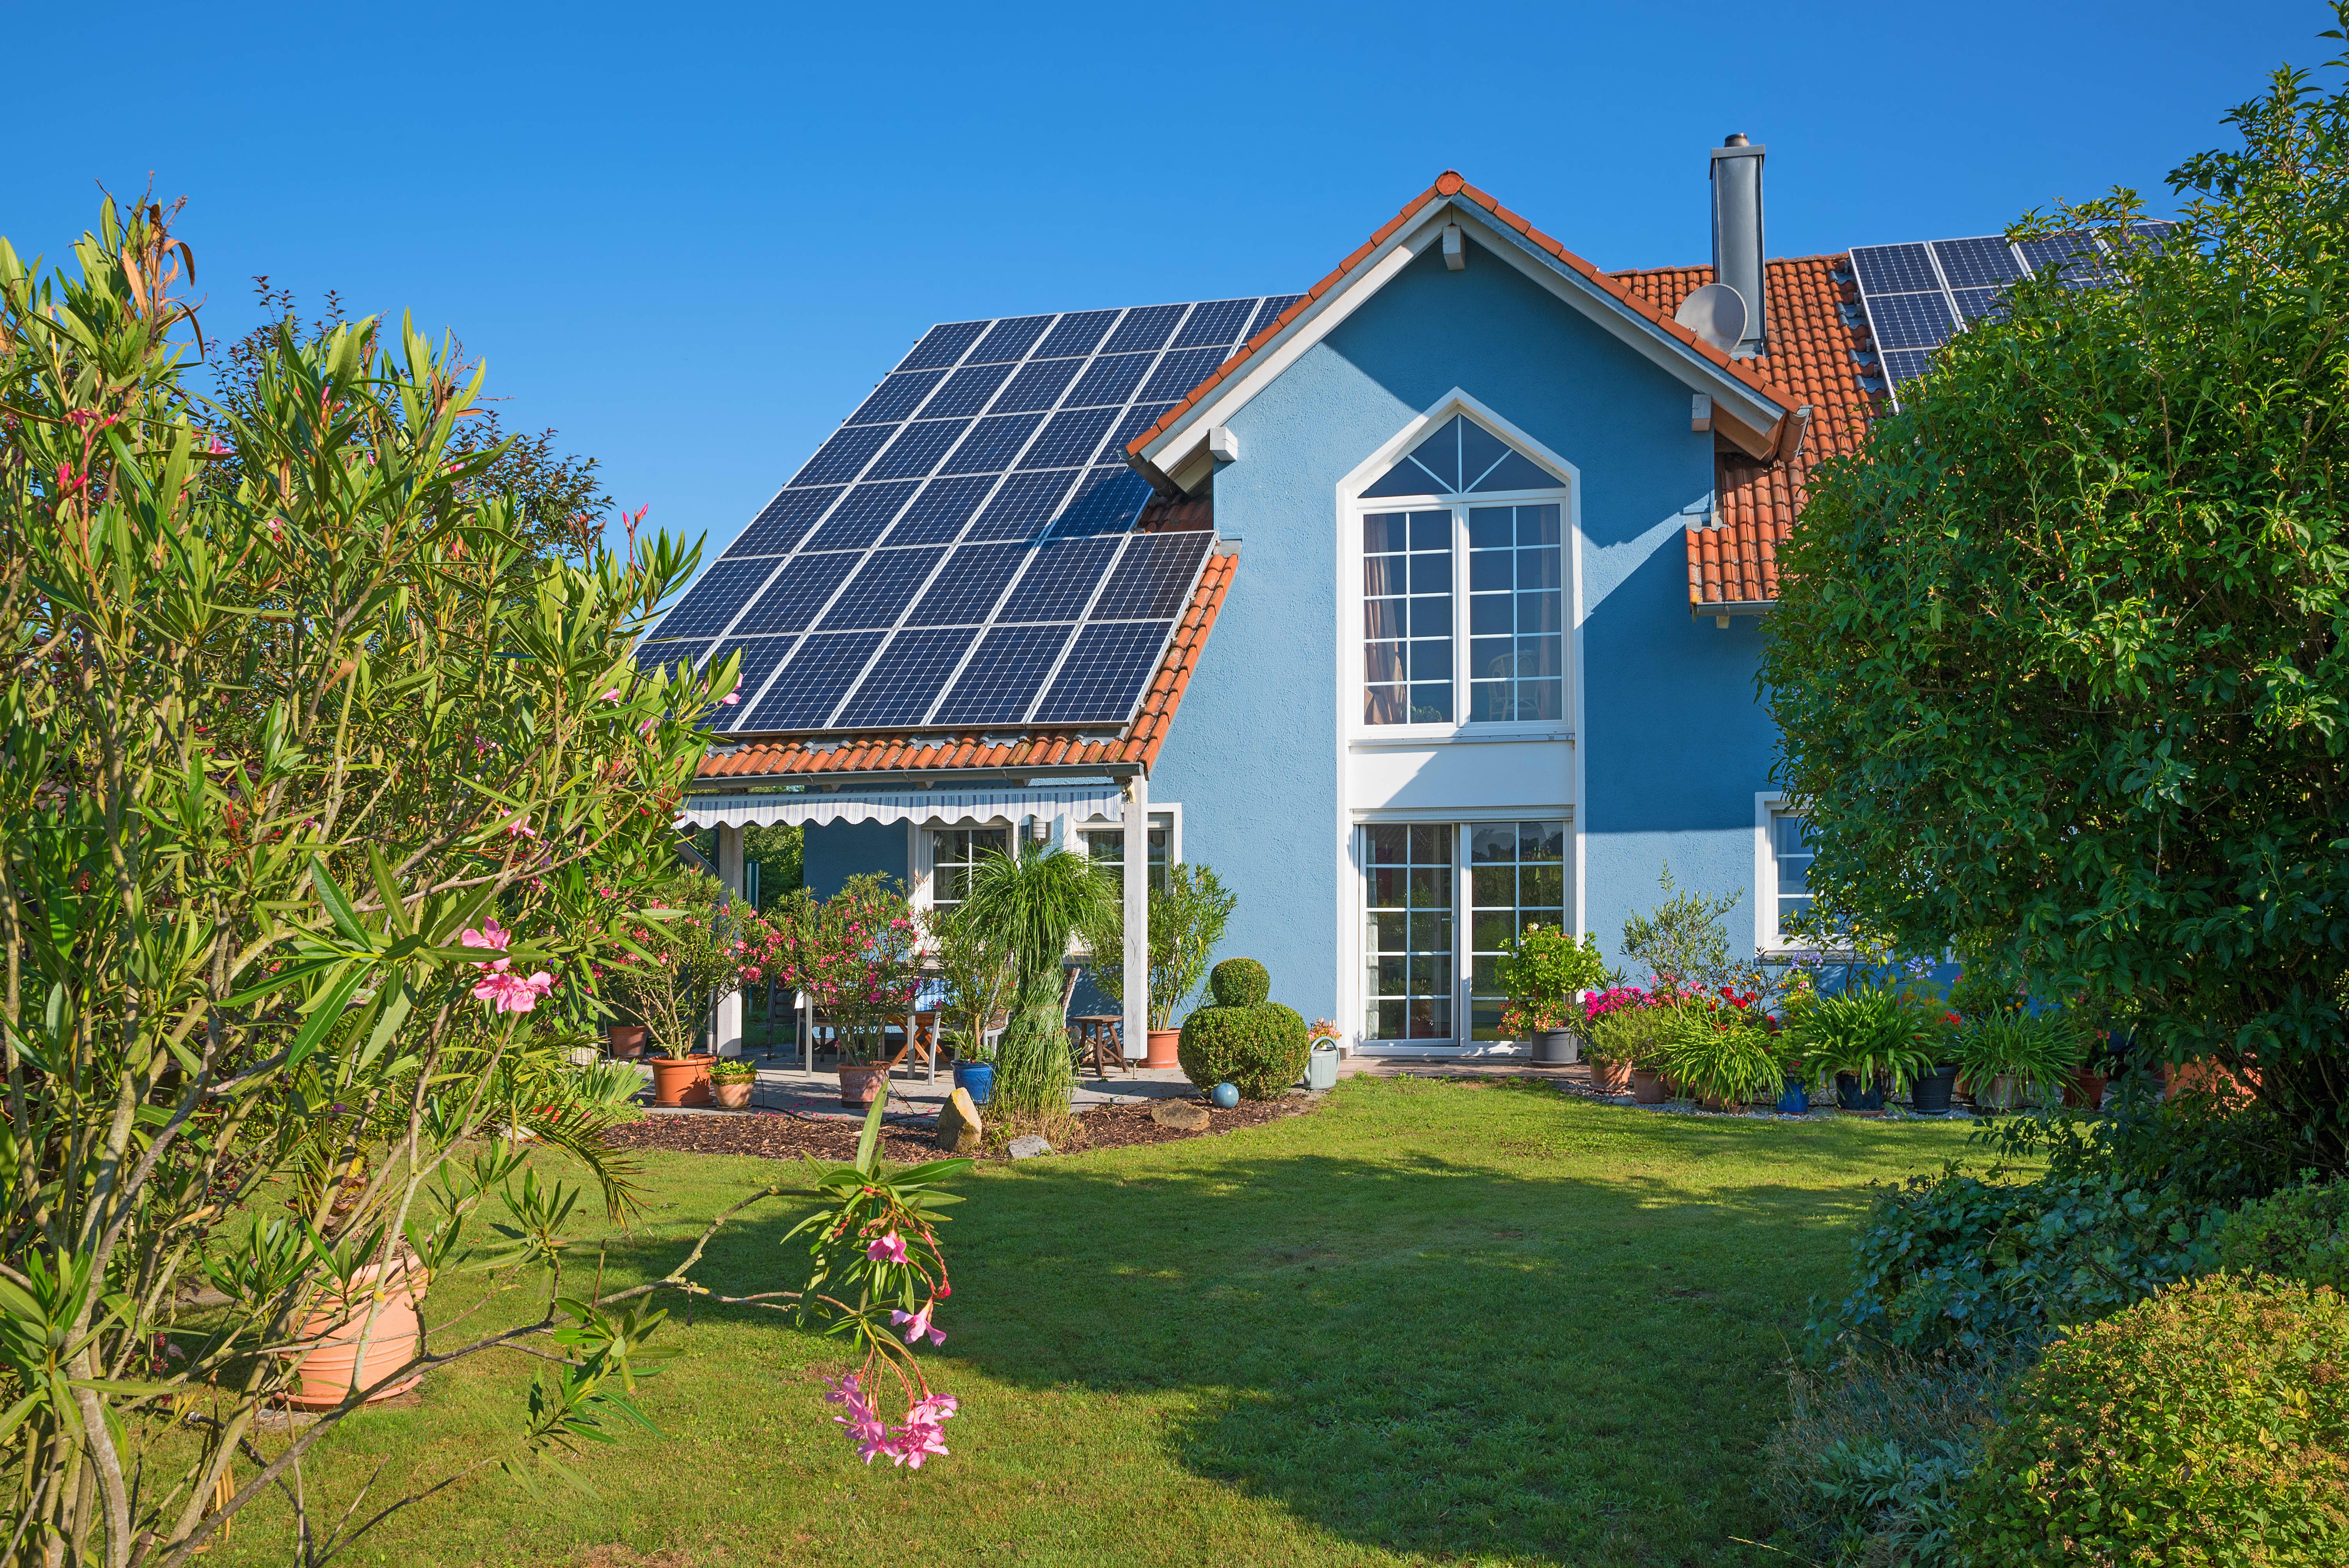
[{"x1": 1710, "y1": 133, "x2": 1766, "y2": 358}]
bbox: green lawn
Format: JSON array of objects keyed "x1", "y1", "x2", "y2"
[{"x1": 213, "y1": 1077, "x2": 1977, "y2": 1568}]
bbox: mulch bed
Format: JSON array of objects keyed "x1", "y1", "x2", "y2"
[{"x1": 601, "y1": 1091, "x2": 1319, "y2": 1165}]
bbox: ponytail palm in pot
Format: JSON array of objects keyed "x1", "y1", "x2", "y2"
[{"x1": 961, "y1": 843, "x2": 1117, "y2": 1122}]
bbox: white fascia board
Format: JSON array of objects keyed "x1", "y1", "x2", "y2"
[{"x1": 1137, "y1": 198, "x2": 1787, "y2": 480}]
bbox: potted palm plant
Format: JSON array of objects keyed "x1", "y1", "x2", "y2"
[
  {"x1": 775, "y1": 875, "x2": 924, "y2": 1108},
  {"x1": 962, "y1": 843, "x2": 1118, "y2": 1126},
  {"x1": 1083, "y1": 862, "x2": 1237, "y2": 1068},
  {"x1": 1499, "y1": 925, "x2": 1611, "y2": 1064}
]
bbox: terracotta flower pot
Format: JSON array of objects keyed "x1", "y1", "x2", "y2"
[
  {"x1": 1700, "y1": 1091, "x2": 1748, "y2": 1114},
  {"x1": 649, "y1": 1054, "x2": 713, "y2": 1107},
  {"x1": 1590, "y1": 1058, "x2": 1633, "y2": 1094},
  {"x1": 2062, "y1": 1069, "x2": 2106, "y2": 1110},
  {"x1": 283, "y1": 1255, "x2": 427, "y2": 1409},
  {"x1": 838, "y1": 1063, "x2": 887, "y2": 1108},
  {"x1": 607, "y1": 1024, "x2": 646, "y2": 1059},
  {"x1": 1144, "y1": 1028, "x2": 1182, "y2": 1069},
  {"x1": 713, "y1": 1078, "x2": 753, "y2": 1110},
  {"x1": 1631, "y1": 1067, "x2": 1668, "y2": 1105}
]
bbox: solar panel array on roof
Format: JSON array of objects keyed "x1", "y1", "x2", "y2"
[
  {"x1": 1848, "y1": 223, "x2": 2176, "y2": 406},
  {"x1": 643, "y1": 296, "x2": 1287, "y2": 734}
]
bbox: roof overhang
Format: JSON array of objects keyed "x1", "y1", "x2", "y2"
[
  {"x1": 1134, "y1": 190, "x2": 1797, "y2": 495},
  {"x1": 679, "y1": 782, "x2": 1132, "y2": 830}
]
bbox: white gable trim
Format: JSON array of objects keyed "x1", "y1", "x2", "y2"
[
  {"x1": 1334, "y1": 385, "x2": 1578, "y2": 497},
  {"x1": 1137, "y1": 195, "x2": 1790, "y2": 491}
]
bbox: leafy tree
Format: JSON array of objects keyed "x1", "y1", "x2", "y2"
[
  {"x1": 0, "y1": 198, "x2": 968, "y2": 1565},
  {"x1": 1762, "y1": 9, "x2": 2349, "y2": 1166}
]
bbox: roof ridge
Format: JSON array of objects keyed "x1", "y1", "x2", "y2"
[{"x1": 1125, "y1": 170, "x2": 1812, "y2": 464}]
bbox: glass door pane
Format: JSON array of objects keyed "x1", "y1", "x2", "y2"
[
  {"x1": 1363, "y1": 823, "x2": 1454, "y2": 1042},
  {"x1": 1467, "y1": 821, "x2": 1569, "y2": 1040}
]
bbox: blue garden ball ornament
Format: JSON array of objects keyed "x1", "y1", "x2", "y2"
[{"x1": 1210, "y1": 1083, "x2": 1240, "y2": 1110}]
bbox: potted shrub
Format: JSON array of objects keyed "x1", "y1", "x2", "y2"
[
  {"x1": 922, "y1": 901, "x2": 1015, "y2": 1107},
  {"x1": 1581, "y1": 986, "x2": 1647, "y2": 1094},
  {"x1": 709, "y1": 1056, "x2": 757, "y2": 1110},
  {"x1": 1956, "y1": 1009, "x2": 2085, "y2": 1111},
  {"x1": 1083, "y1": 862, "x2": 1238, "y2": 1069},
  {"x1": 1498, "y1": 925, "x2": 1611, "y2": 1064},
  {"x1": 775, "y1": 875, "x2": 924, "y2": 1108},
  {"x1": 281, "y1": 1244, "x2": 429, "y2": 1410},
  {"x1": 1785, "y1": 983, "x2": 1936, "y2": 1114},
  {"x1": 600, "y1": 874, "x2": 773, "y2": 1107}
]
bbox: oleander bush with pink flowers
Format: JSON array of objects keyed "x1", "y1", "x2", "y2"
[{"x1": 0, "y1": 198, "x2": 972, "y2": 1567}]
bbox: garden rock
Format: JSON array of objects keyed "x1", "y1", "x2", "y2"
[
  {"x1": 1007, "y1": 1134, "x2": 1053, "y2": 1160},
  {"x1": 1150, "y1": 1100, "x2": 1212, "y2": 1131},
  {"x1": 935, "y1": 1087, "x2": 984, "y2": 1154}
]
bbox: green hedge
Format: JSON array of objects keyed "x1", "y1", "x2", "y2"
[
  {"x1": 1955, "y1": 1273, "x2": 2349, "y2": 1566},
  {"x1": 2217, "y1": 1180, "x2": 2349, "y2": 1295},
  {"x1": 1208, "y1": 956, "x2": 1269, "y2": 1007}
]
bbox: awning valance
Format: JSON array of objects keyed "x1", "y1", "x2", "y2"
[{"x1": 677, "y1": 786, "x2": 1128, "y2": 830}]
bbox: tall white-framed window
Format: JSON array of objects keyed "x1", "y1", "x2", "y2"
[
  {"x1": 1754, "y1": 793, "x2": 1814, "y2": 951},
  {"x1": 1358, "y1": 414, "x2": 1566, "y2": 732},
  {"x1": 1361, "y1": 817, "x2": 1570, "y2": 1047}
]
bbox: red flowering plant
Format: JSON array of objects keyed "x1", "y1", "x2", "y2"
[
  {"x1": 596, "y1": 871, "x2": 775, "y2": 1057},
  {"x1": 771, "y1": 874, "x2": 924, "y2": 1064}
]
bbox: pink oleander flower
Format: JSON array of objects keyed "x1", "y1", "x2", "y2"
[
  {"x1": 866, "y1": 1231, "x2": 909, "y2": 1265},
  {"x1": 599, "y1": 688, "x2": 622, "y2": 702},
  {"x1": 890, "y1": 1302, "x2": 945, "y2": 1347},
  {"x1": 721, "y1": 690, "x2": 740, "y2": 705},
  {"x1": 888, "y1": 1395, "x2": 958, "y2": 1469},
  {"x1": 823, "y1": 1372, "x2": 889, "y2": 1461},
  {"x1": 506, "y1": 818, "x2": 536, "y2": 839},
  {"x1": 472, "y1": 962, "x2": 556, "y2": 1013},
  {"x1": 460, "y1": 920, "x2": 513, "y2": 952}
]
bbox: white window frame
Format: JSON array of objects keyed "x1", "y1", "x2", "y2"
[
  {"x1": 1753, "y1": 792, "x2": 1814, "y2": 954},
  {"x1": 914, "y1": 819, "x2": 1014, "y2": 918},
  {"x1": 1345, "y1": 399, "x2": 1576, "y2": 743},
  {"x1": 1353, "y1": 811, "x2": 1574, "y2": 1055}
]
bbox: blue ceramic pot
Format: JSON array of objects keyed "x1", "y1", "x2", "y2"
[
  {"x1": 1775, "y1": 1076, "x2": 1809, "y2": 1116},
  {"x1": 1210, "y1": 1082, "x2": 1240, "y2": 1109},
  {"x1": 953, "y1": 1062, "x2": 994, "y2": 1107}
]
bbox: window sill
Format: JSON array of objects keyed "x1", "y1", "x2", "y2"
[{"x1": 1351, "y1": 728, "x2": 1573, "y2": 750}]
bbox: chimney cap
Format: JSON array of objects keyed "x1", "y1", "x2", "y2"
[{"x1": 1724, "y1": 132, "x2": 1748, "y2": 146}]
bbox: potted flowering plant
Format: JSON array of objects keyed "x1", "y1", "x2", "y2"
[
  {"x1": 1580, "y1": 985, "x2": 1648, "y2": 1093},
  {"x1": 775, "y1": 875, "x2": 924, "y2": 1108},
  {"x1": 598, "y1": 872, "x2": 773, "y2": 1107},
  {"x1": 709, "y1": 1056, "x2": 758, "y2": 1110},
  {"x1": 1498, "y1": 925, "x2": 1611, "y2": 1064}
]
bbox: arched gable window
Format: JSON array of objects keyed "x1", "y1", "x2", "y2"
[
  {"x1": 1362, "y1": 414, "x2": 1556, "y2": 498},
  {"x1": 1358, "y1": 413, "x2": 1565, "y2": 727}
]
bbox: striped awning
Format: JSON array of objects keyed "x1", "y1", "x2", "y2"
[{"x1": 676, "y1": 786, "x2": 1128, "y2": 830}]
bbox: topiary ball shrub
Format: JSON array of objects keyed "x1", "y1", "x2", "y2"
[
  {"x1": 1208, "y1": 956, "x2": 1269, "y2": 1007},
  {"x1": 1955, "y1": 1272, "x2": 2349, "y2": 1567},
  {"x1": 1178, "y1": 957, "x2": 1305, "y2": 1099}
]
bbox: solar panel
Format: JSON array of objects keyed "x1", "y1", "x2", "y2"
[
  {"x1": 1033, "y1": 621, "x2": 1176, "y2": 724},
  {"x1": 1850, "y1": 223, "x2": 2176, "y2": 408},
  {"x1": 833, "y1": 626, "x2": 981, "y2": 727},
  {"x1": 653, "y1": 293, "x2": 1282, "y2": 733},
  {"x1": 931, "y1": 624, "x2": 1075, "y2": 725},
  {"x1": 701, "y1": 635, "x2": 800, "y2": 709}
]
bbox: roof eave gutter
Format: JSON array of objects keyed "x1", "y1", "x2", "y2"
[
  {"x1": 687, "y1": 759, "x2": 1150, "y2": 795},
  {"x1": 1691, "y1": 598, "x2": 1775, "y2": 627}
]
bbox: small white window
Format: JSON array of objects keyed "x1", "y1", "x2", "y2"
[
  {"x1": 1081, "y1": 813, "x2": 1173, "y2": 893},
  {"x1": 929, "y1": 827, "x2": 1009, "y2": 915},
  {"x1": 1770, "y1": 811, "x2": 1813, "y2": 941}
]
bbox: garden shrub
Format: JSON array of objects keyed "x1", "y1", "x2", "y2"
[
  {"x1": 2216, "y1": 1180, "x2": 2349, "y2": 1294},
  {"x1": 1178, "y1": 957, "x2": 1306, "y2": 1099},
  {"x1": 1955, "y1": 1274, "x2": 2349, "y2": 1567},
  {"x1": 1208, "y1": 955, "x2": 1269, "y2": 1007},
  {"x1": 1823, "y1": 1093, "x2": 2291, "y2": 1355}
]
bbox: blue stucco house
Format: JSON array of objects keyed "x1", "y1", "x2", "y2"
[{"x1": 669, "y1": 141, "x2": 1877, "y2": 1060}]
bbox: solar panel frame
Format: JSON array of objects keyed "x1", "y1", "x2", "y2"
[
  {"x1": 1032, "y1": 620, "x2": 1177, "y2": 725},
  {"x1": 660, "y1": 292, "x2": 1284, "y2": 734},
  {"x1": 655, "y1": 559, "x2": 782, "y2": 638}
]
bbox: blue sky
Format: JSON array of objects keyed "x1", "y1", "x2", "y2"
[{"x1": 9, "y1": 0, "x2": 2322, "y2": 565}]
